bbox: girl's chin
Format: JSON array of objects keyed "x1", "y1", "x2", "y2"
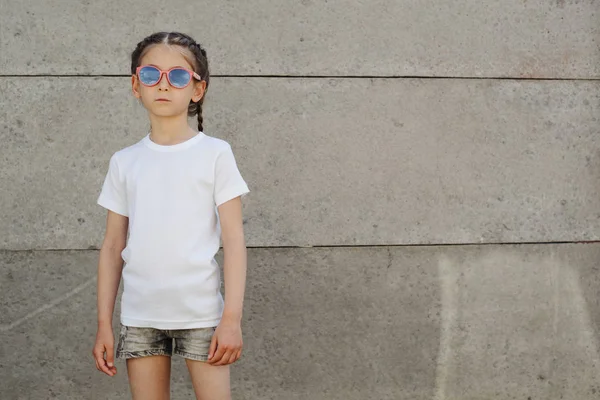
[{"x1": 147, "y1": 107, "x2": 187, "y2": 117}]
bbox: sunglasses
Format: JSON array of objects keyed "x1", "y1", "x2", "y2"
[{"x1": 136, "y1": 65, "x2": 202, "y2": 89}]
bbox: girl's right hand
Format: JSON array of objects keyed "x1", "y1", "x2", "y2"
[{"x1": 93, "y1": 325, "x2": 117, "y2": 376}]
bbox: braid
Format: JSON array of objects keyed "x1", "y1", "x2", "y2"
[
  {"x1": 185, "y1": 39, "x2": 209, "y2": 132},
  {"x1": 196, "y1": 43, "x2": 207, "y2": 57},
  {"x1": 196, "y1": 100, "x2": 204, "y2": 132}
]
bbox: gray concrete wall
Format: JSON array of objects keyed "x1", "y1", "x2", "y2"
[{"x1": 1, "y1": 0, "x2": 599, "y2": 399}]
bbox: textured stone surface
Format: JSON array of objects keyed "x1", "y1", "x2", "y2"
[
  {"x1": 1, "y1": 77, "x2": 599, "y2": 249},
  {"x1": 1, "y1": 0, "x2": 598, "y2": 78},
  {"x1": 2, "y1": 1, "x2": 598, "y2": 399},
  {"x1": 2, "y1": 244, "x2": 600, "y2": 399},
  {"x1": 436, "y1": 244, "x2": 600, "y2": 399},
  {"x1": 0, "y1": 247, "x2": 440, "y2": 399}
]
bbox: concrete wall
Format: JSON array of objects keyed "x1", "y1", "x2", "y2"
[{"x1": 1, "y1": 0, "x2": 599, "y2": 399}]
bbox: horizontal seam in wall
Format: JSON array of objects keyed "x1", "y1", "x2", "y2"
[
  {"x1": 0, "y1": 74, "x2": 599, "y2": 81},
  {"x1": 1, "y1": 240, "x2": 599, "y2": 252}
]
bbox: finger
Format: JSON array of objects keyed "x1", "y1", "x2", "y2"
[
  {"x1": 100, "y1": 358, "x2": 112, "y2": 376},
  {"x1": 92, "y1": 349, "x2": 102, "y2": 372},
  {"x1": 93, "y1": 348, "x2": 107, "y2": 372},
  {"x1": 97, "y1": 349, "x2": 113, "y2": 376},
  {"x1": 208, "y1": 335, "x2": 218, "y2": 360},
  {"x1": 214, "y1": 349, "x2": 234, "y2": 366},
  {"x1": 225, "y1": 351, "x2": 237, "y2": 365},
  {"x1": 234, "y1": 349, "x2": 242, "y2": 363},
  {"x1": 93, "y1": 348, "x2": 102, "y2": 362},
  {"x1": 106, "y1": 344, "x2": 115, "y2": 369},
  {"x1": 213, "y1": 350, "x2": 229, "y2": 366},
  {"x1": 93, "y1": 350, "x2": 99, "y2": 370},
  {"x1": 209, "y1": 345, "x2": 228, "y2": 365}
]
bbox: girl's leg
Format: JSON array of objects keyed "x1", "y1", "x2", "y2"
[
  {"x1": 185, "y1": 359, "x2": 231, "y2": 400},
  {"x1": 126, "y1": 355, "x2": 172, "y2": 400}
]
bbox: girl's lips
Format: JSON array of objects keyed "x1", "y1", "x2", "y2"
[{"x1": 156, "y1": 99, "x2": 170, "y2": 102}]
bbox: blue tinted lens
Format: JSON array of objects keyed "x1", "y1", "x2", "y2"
[
  {"x1": 139, "y1": 66, "x2": 160, "y2": 85},
  {"x1": 169, "y1": 68, "x2": 192, "y2": 87}
]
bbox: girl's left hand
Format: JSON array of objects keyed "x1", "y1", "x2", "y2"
[{"x1": 207, "y1": 318, "x2": 243, "y2": 366}]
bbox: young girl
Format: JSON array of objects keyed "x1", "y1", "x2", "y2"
[{"x1": 92, "y1": 31, "x2": 250, "y2": 400}]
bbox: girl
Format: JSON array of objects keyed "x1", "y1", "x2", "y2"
[{"x1": 92, "y1": 31, "x2": 250, "y2": 400}]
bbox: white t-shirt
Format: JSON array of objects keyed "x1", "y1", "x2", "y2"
[{"x1": 97, "y1": 131, "x2": 250, "y2": 329}]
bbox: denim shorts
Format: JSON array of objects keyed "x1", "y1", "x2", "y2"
[{"x1": 116, "y1": 324, "x2": 216, "y2": 361}]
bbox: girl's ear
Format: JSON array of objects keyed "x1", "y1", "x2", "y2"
[
  {"x1": 192, "y1": 80, "x2": 207, "y2": 103},
  {"x1": 131, "y1": 75, "x2": 141, "y2": 99}
]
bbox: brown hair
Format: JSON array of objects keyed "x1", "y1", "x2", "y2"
[{"x1": 131, "y1": 32, "x2": 210, "y2": 131}]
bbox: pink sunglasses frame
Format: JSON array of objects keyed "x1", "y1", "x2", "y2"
[{"x1": 135, "y1": 65, "x2": 202, "y2": 88}]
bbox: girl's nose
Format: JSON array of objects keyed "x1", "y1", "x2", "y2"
[{"x1": 157, "y1": 73, "x2": 170, "y2": 90}]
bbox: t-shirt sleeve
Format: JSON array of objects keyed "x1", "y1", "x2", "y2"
[
  {"x1": 214, "y1": 144, "x2": 250, "y2": 207},
  {"x1": 97, "y1": 153, "x2": 129, "y2": 216}
]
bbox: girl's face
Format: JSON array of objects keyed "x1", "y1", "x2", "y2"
[{"x1": 132, "y1": 44, "x2": 206, "y2": 118}]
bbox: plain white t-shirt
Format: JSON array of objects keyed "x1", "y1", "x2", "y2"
[{"x1": 97, "y1": 131, "x2": 250, "y2": 329}]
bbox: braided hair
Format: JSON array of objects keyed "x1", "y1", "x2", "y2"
[{"x1": 131, "y1": 32, "x2": 210, "y2": 131}]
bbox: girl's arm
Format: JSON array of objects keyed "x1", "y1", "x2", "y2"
[
  {"x1": 208, "y1": 196, "x2": 247, "y2": 365},
  {"x1": 97, "y1": 210, "x2": 128, "y2": 326},
  {"x1": 219, "y1": 196, "x2": 248, "y2": 322},
  {"x1": 93, "y1": 210, "x2": 128, "y2": 376}
]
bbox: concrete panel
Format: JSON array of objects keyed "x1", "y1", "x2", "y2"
[
  {"x1": 3, "y1": 244, "x2": 600, "y2": 399},
  {"x1": 0, "y1": 247, "x2": 441, "y2": 400},
  {"x1": 1, "y1": 0, "x2": 599, "y2": 78},
  {"x1": 0, "y1": 250, "x2": 195, "y2": 399},
  {"x1": 1, "y1": 77, "x2": 599, "y2": 249},
  {"x1": 436, "y1": 244, "x2": 600, "y2": 399}
]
